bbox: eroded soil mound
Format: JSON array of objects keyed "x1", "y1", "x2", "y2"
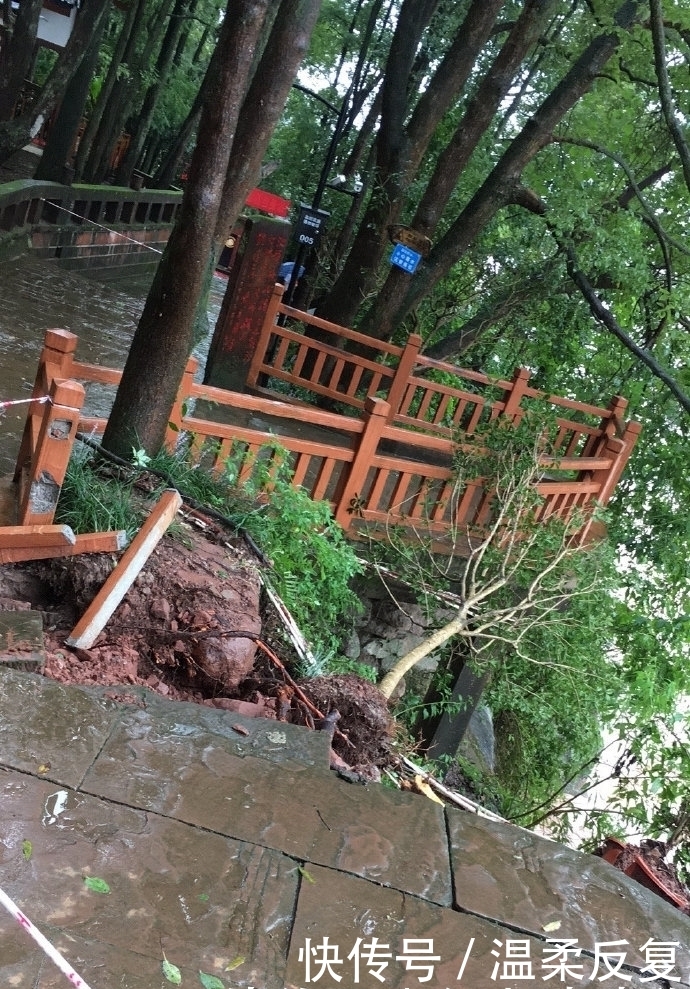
[
  {"x1": 1, "y1": 525, "x2": 399, "y2": 775},
  {"x1": 300, "y1": 673, "x2": 398, "y2": 773},
  {"x1": 37, "y1": 528, "x2": 262, "y2": 700}
]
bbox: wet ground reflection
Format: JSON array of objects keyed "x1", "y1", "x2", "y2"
[{"x1": 0, "y1": 255, "x2": 224, "y2": 474}]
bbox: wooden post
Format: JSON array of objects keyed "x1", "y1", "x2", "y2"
[
  {"x1": 423, "y1": 659, "x2": 491, "y2": 759},
  {"x1": 204, "y1": 217, "x2": 291, "y2": 392},
  {"x1": 590, "y1": 420, "x2": 642, "y2": 508},
  {"x1": 386, "y1": 333, "x2": 422, "y2": 422},
  {"x1": 14, "y1": 330, "x2": 80, "y2": 483},
  {"x1": 334, "y1": 397, "x2": 390, "y2": 531},
  {"x1": 246, "y1": 282, "x2": 285, "y2": 389},
  {"x1": 66, "y1": 490, "x2": 182, "y2": 650},
  {"x1": 502, "y1": 367, "x2": 532, "y2": 421},
  {"x1": 577, "y1": 419, "x2": 642, "y2": 544},
  {"x1": 16, "y1": 378, "x2": 85, "y2": 526},
  {"x1": 164, "y1": 356, "x2": 198, "y2": 451},
  {"x1": 590, "y1": 394, "x2": 629, "y2": 455}
]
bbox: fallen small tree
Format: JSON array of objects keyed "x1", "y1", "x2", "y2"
[{"x1": 377, "y1": 415, "x2": 615, "y2": 700}]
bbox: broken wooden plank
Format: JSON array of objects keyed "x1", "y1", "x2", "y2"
[
  {"x1": 0, "y1": 524, "x2": 77, "y2": 550},
  {"x1": 66, "y1": 489, "x2": 182, "y2": 650},
  {"x1": 0, "y1": 530, "x2": 127, "y2": 564}
]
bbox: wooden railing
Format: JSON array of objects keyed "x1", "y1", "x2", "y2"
[
  {"x1": 23, "y1": 328, "x2": 641, "y2": 553},
  {"x1": 247, "y1": 284, "x2": 632, "y2": 463}
]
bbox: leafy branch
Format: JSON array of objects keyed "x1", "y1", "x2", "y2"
[{"x1": 378, "y1": 416, "x2": 606, "y2": 698}]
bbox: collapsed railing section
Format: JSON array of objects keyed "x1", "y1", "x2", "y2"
[
  {"x1": 26, "y1": 327, "x2": 641, "y2": 553},
  {"x1": 5, "y1": 329, "x2": 127, "y2": 562}
]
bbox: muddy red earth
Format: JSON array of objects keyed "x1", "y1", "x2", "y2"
[{"x1": 0, "y1": 525, "x2": 396, "y2": 775}]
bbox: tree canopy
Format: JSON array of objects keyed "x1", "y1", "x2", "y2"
[{"x1": 252, "y1": 0, "x2": 690, "y2": 849}]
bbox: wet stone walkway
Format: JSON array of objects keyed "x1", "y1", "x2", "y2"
[{"x1": 0, "y1": 668, "x2": 688, "y2": 989}]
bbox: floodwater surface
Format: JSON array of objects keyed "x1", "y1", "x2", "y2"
[{"x1": 0, "y1": 255, "x2": 224, "y2": 474}]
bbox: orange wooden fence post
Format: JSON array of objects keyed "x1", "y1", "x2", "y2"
[
  {"x1": 590, "y1": 420, "x2": 642, "y2": 508},
  {"x1": 334, "y1": 397, "x2": 390, "y2": 531},
  {"x1": 246, "y1": 282, "x2": 285, "y2": 389},
  {"x1": 502, "y1": 367, "x2": 532, "y2": 421},
  {"x1": 36, "y1": 328, "x2": 79, "y2": 382},
  {"x1": 164, "y1": 356, "x2": 199, "y2": 451},
  {"x1": 386, "y1": 333, "x2": 422, "y2": 421},
  {"x1": 14, "y1": 330, "x2": 80, "y2": 484},
  {"x1": 577, "y1": 418, "x2": 642, "y2": 544},
  {"x1": 16, "y1": 377, "x2": 85, "y2": 526}
]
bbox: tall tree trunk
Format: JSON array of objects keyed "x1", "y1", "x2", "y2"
[
  {"x1": 359, "y1": 0, "x2": 556, "y2": 339},
  {"x1": 211, "y1": 0, "x2": 324, "y2": 249},
  {"x1": 114, "y1": 0, "x2": 189, "y2": 186},
  {"x1": 0, "y1": 0, "x2": 112, "y2": 164},
  {"x1": 0, "y1": 0, "x2": 42, "y2": 121},
  {"x1": 315, "y1": 0, "x2": 504, "y2": 328},
  {"x1": 152, "y1": 83, "x2": 204, "y2": 188},
  {"x1": 34, "y1": 12, "x2": 109, "y2": 183},
  {"x1": 89, "y1": 0, "x2": 174, "y2": 183},
  {"x1": 101, "y1": 0, "x2": 272, "y2": 460},
  {"x1": 75, "y1": 0, "x2": 142, "y2": 180},
  {"x1": 383, "y1": 0, "x2": 644, "y2": 333}
]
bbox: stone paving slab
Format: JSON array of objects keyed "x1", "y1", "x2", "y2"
[
  {"x1": 447, "y1": 810, "x2": 690, "y2": 979},
  {"x1": 283, "y1": 864, "x2": 672, "y2": 989},
  {"x1": 0, "y1": 610, "x2": 44, "y2": 671},
  {"x1": 80, "y1": 709, "x2": 452, "y2": 904},
  {"x1": 92, "y1": 694, "x2": 333, "y2": 769},
  {"x1": 0, "y1": 669, "x2": 120, "y2": 788},
  {"x1": 0, "y1": 768, "x2": 298, "y2": 988}
]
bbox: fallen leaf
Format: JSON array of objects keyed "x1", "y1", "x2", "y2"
[
  {"x1": 230, "y1": 724, "x2": 249, "y2": 736},
  {"x1": 298, "y1": 866, "x2": 316, "y2": 884},
  {"x1": 37, "y1": 763, "x2": 50, "y2": 774},
  {"x1": 21, "y1": 840, "x2": 32, "y2": 861},
  {"x1": 543, "y1": 920, "x2": 561, "y2": 932},
  {"x1": 162, "y1": 955, "x2": 182, "y2": 985},
  {"x1": 413, "y1": 775, "x2": 444, "y2": 805},
  {"x1": 224, "y1": 956, "x2": 245, "y2": 972},
  {"x1": 199, "y1": 971, "x2": 225, "y2": 988},
  {"x1": 198, "y1": 893, "x2": 210, "y2": 902},
  {"x1": 83, "y1": 876, "x2": 111, "y2": 895}
]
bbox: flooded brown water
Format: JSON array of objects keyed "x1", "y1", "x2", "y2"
[{"x1": 0, "y1": 254, "x2": 225, "y2": 474}]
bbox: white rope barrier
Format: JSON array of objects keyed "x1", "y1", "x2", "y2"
[
  {"x1": 39, "y1": 198, "x2": 164, "y2": 254},
  {"x1": 0, "y1": 885, "x2": 95, "y2": 988}
]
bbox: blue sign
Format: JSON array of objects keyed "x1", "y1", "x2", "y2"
[{"x1": 390, "y1": 243, "x2": 422, "y2": 273}]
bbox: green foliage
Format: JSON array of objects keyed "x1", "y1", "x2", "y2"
[
  {"x1": 373, "y1": 410, "x2": 621, "y2": 817},
  {"x1": 298, "y1": 652, "x2": 377, "y2": 682},
  {"x1": 220, "y1": 442, "x2": 363, "y2": 657},
  {"x1": 55, "y1": 448, "x2": 142, "y2": 540},
  {"x1": 58, "y1": 441, "x2": 362, "y2": 664}
]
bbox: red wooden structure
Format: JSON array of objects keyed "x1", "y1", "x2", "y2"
[{"x1": 12, "y1": 309, "x2": 639, "y2": 557}]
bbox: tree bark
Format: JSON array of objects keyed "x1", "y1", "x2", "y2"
[
  {"x1": 101, "y1": 0, "x2": 272, "y2": 459},
  {"x1": 316, "y1": 0, "x2": 504, "y2": 328},
  {"x1": 360, "y1": 0, "x2": 556, "y2": 339},
  {"x1": 376, "y1": 0, "x2": 644, "y2": 335},
  {"x1": 114, "y1": 0, "x2": 189, "y2": 186},
  {"x1": 75, "y1": 0, "x2": 142, "y2": 180},
  {"x1": 34, "y1": 13, "x2": 109, "y2": 183},
  {"x1": 212, "y1": 0, "x2": 323, "y2": 248},
  {"x1": 152, "y1": 84, "x2": 204, "y2": 188},
  {"x1": 0, "y1": 0, "x2": 42, "y2": 122},
  {"x1": 88, "y1": 0, "x2": 175, "y2": 183},
  {"x1": 0, "y1": 0, "x2": 112, "y2": 164}
]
